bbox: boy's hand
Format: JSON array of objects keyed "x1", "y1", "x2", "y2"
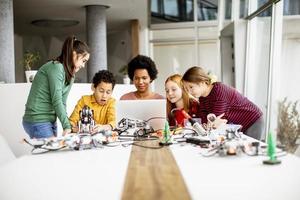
[
  {"x1": 92, "y1": 125, "x2": 103, "y2": 134},
  {"x1": 72, "y1": 126, "x2": 79, "y2": 133},
  {"x1": 92, "y1": 124, "x2": 112, "y2": 134}
]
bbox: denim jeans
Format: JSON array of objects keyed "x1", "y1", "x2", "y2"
[{"x1": 22, "y1": 120, "x2": 57, "y2": 139}]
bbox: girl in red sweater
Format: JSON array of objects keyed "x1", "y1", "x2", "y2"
[{"x1": 165, "y1": 74, "x2": 198, "y2": 127}]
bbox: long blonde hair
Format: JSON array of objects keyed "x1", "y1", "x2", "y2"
[{"x1": 165, "y1": 74, "x2": 190, "y2": 120}]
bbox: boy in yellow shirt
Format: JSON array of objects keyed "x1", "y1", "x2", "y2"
[{"x1": 69, "y1": 70, "x2": 116, "y2": 133}]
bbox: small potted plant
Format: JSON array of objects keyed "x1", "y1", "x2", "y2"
[
  {"x1": 21, "y1": 51, "x2": 41, "y2": 82},
  {"x1": 277, "y1": 97, "x2": 300, "y2": 153},
  {"x1": 119, "y1": 64, "x2": 130, "y2": 84}
]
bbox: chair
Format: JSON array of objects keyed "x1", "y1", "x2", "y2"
[{"x1": 0, "y1": 134, "x2": 16, "y2": 166}]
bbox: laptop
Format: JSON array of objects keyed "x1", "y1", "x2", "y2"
[{"x1": 116, "y1": 99, "x2": 167, "y2": 131}]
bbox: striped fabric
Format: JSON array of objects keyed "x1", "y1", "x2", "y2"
[{"x1": 197, "y1": 82, "x2": 262, "y2": 133}]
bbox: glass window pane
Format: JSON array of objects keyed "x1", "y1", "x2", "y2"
[
  {"x1": 197, "y1": 0, "x2": 218, "y2": 21},
  {"x1": 164, "y1": 0, "x2": 178, "y2": 17},
  {"x1": 151, "y1": 0, "x2": 194, "y2": 24},
  {"x1": 151, "y1": 0, "x2": 159, "y2": 13},
  {"x1": 225, "y1": 0, "x2": 232, "y2": 20},
  {"x1": 240, "y1": 0, "x2": 249, "y2": 18},
  {"x1": 257, "y1": 0, "x2": 272, "y2": 17},
  {"x1": 283, "y1": 0, "x2": 300, "y2": 15}
]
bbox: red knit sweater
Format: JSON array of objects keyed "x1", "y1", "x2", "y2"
[{"x1": 197, "y1": 82, "x2": 262, "y2": 132}]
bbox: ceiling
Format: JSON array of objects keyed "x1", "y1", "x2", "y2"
[{"x1": 13, "y1": 0, "x2": 148, "y2": 36}]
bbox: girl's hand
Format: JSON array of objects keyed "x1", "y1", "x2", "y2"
[
  {"x1": 213, "y1": 113, "x2": 227, "y2": 129},
  {"x1": 62, "y1": 129, "x2": 72, "y2": 136},
  {"x1": 207, "y1": 113, "x2": 227, "y2": 129}
]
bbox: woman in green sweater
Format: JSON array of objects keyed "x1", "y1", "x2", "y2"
[{"x1": 23, "y1": 36, "x2": 90, "y2": 139}]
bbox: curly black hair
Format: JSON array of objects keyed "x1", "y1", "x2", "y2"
[
  {"x1": 127, "y1": 55, "x2": 158, "y2": 81},
  {"x1": 92, "y1": 70, "x2": 116, "y2": 89}
]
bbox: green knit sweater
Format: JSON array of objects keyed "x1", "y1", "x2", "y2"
[{"x1": 23, "y1": 61, "x2": 73, "y2": 130}]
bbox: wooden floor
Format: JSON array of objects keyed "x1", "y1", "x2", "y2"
[{"x1": 122, "y1": 139, "x2": 191, "y2": 200}]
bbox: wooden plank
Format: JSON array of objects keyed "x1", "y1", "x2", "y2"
[
  {"x1": 131, "y1": 19, "x2": 139, "y2": 58},
  {"x1": 122, "y1": 140, "x2": 191, "y2": 200}
]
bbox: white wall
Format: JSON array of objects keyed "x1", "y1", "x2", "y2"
[
  {"x1": 221, "y1": 35, "x2": 234, "y2": 86},
  {"x1": 150, "y1": 27, "x2": 219, "y2": 96},
  {"x1": 107, "y1": 28, "x2": 132, "y2": 83},
  {"x1": 233, "y1": 20, "x2": 247, "y2": 93},
  {"x1": 245, "y1": 18, "x2": 271, "y2": 115},
  {"x1": 14, "y1": 35, "x2": 91, "y2": 83},
  {"x1": 14, "y1": 34, "x2": 23, "y2": 82},
  {"x1": 153, "y1": 42, "x2": 195, "y2": 95},
  {"x1": 280, "y1": 38, "x2": 300, "y2": 102},
  {"x1": 0, "y1": 83, "x2": 135, "y2": 157},
  {"x1": 14, "y1": 28, "x2": 143, "y2": 84},
  {"x1": 198, "y1": 41, "x2": 219, "y2": 77}
]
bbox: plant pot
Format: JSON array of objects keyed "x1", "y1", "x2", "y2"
[
  {"x1": 25, "y1": 70, "x2": 38, "y2": 83},
  {"x1": 123, "y1": 75, "x2": 130, "y2": 84}
]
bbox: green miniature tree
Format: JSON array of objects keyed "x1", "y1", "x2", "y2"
[
  {"x1": 159, "y1": 121, "x2": 172, "y2": 145},
  {"x1": 263, "y1": 132, "x2": 281, "y2": 165}
]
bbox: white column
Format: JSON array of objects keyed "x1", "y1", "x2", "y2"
[
  {"x1": 86, "y1": 5, "x2": 109, "y2": 81},
  {"x1": 267, "y1": 1, "x2": 283, "y2": 137},
  {"x1": 0, "y1": 0, "x2": 15, "y2": 83}
]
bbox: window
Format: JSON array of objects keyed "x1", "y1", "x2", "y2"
[
  {"x1": 151, "y1": 0, "x2": 218, "y2": 24},
  {"x1": 225, "y1": 0, "x2": 232, "y2": 19},
  {"x1": 197, "y1": 0, "x2": 218, "y2": 21},
  {"x1": 283, "y1": 0, "x2": 300, "y2": 15},
  {"x1": 240, "y1": 0, "x2": 249, "y2": 18},
  {"x1": 151, "y1": 0, "x2": 194, "y2": 24}
]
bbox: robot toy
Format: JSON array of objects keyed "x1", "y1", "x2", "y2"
[
  {"x1": 115, "y1": 118, "x2": 154, "y2": 137},
  {"x1": 23, "y1": 105, "x2": 118, "y2": 154},
  {"x1": 78, "y1": 105, "x2": 95, "y2": 134}
]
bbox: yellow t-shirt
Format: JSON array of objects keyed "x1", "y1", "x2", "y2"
[{"x1": 69, "y1": 95, "x2": 116, "y2": 129}]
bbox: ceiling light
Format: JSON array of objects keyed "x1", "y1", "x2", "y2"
[{"x1": 31, "y1": 19, "x2": 79, "y2": 28}]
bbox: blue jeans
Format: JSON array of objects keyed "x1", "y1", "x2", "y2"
[{"x1": 22, "y1": 120, "x2": 57, "y2": 139}]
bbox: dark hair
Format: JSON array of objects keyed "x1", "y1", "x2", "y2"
[
  {"x1": 127, "y1": 55, "x2": 158, "y2": 81},
  {"x1": 56, "y1": 35, "x2": 90, "y2": 84},
  {"x1": 92, "y1": 70, "x2": 116, "y2": 89}
]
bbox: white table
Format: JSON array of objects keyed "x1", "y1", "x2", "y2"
[
  {"x1": 170, "y1": 144, "x2": 300, "y2": 200},
  {"x1": 0, "y1": 145, "x2": 132, "y2": 200},
  {"x1": 1, "y1": 139, "x2": 300, "y2": 200}
]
